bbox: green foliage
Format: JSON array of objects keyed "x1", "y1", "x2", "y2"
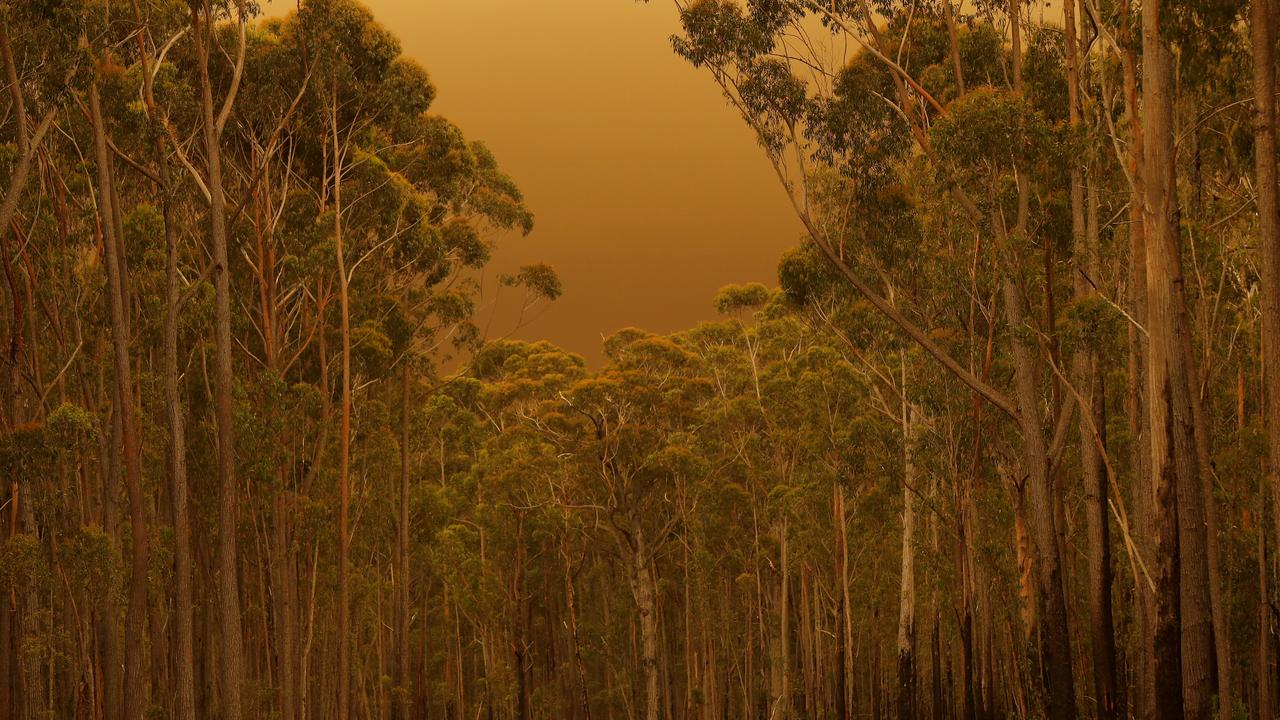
[
  {"x1": 0, "y1": 423, "x2": 55, "y2": 481},
  {"x1": 930, "y1": 88, "x2": 1050, "y2": 178},
  {"x1": 0, "y1": 534, "x2": 48, "y2": 591},
  {"x1": 713, "y1": 282, "x2": 771, "y2": 315},
  {"x1": 44, "y1": 402, "x2": 98, "y2": 455}
]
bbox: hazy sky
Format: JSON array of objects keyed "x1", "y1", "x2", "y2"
[{"x1": 270, "y1": 0, "x2": 803, "y2": 363}]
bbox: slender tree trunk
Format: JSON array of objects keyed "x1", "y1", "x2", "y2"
[
  {"x1": 835, "y1": 484, "x2": 854, "y2": 720},
  {"x1": 193, "y1": 6, "x2": 245, "y2": 718},
  {"x1": 513, "y1": 516, "x2": 532, "y2": 720},
  {"x1": 131, "y1": 14, "x2": 198, "y2": 717},
  {"x1": 395, "y1": 363, "x2": 412, "y2": 720},
  {"x1": 97, "y1": 371, "x2": 124, "y2": 720},
  {"x1": 1063, "y1": 0, "x2": 1119, "y2": 712},
  {"x1": 1260, "y1": 492, "x2": 1272, "y2": 720},
  {"x1": 0, "y1": 483, "x2": 13, "y2": 720},
  {"x1": 1004, "y1": 9, "x2": 1077, "y2": 715},
  {"x1": 897, "y1": 381, "x2": 916, "y2": 720},
  {"x1": 1185, "y1": 338, "x2": 1231, "y2": 717},
  {"x1": 563, "y1": 536, "x2": 592, "y2": 720},
  {"x1": 89, "y1": 75, "x2": 150, "y2": 720},
  {"x1": 331, "y1": 77, "x2": 354, "y2": 720},
  {"x1": 1118, "y1": 2, "x2": 1155, "y2": 714},
  {"x1": 775, "y1": 517, "x2": 791, "y2": 720},
  {"x1": 0, "y1": 24, "x2": 57, "y2": 248},
  {"x1": 161, "y1": 104, "x2": 197, "y2": 720}
]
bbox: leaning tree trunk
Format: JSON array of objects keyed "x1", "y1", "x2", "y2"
[{"x1": 0, "y1": 23, "x2": 57, "y2": 252}]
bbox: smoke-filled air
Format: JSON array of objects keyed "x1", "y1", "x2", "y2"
[{"x1": 1, "y1": 1, "x2": 1276, "y2": 719}]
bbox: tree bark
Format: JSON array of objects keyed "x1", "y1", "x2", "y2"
[
  {"x1": 1063, "y1": 0, "x2": 1119, "y2": 712},
  {"x1": 1141, "y1": 0, "x2": 1192, "y2": 714},
  {"x1": 89, "y1": 75, "x2": 150, "y2": 720},
  {"x1": 897, "y1": 381, "x2": 916, "y2": 720},
  {"x1": 193, "y1": 6, "x2": 246, "y2": 718},
  {"x1": 1118, "y1": 1, "x2": 1155, "y2": 713},
  {"x1": 626, "y1": 519, "x2": 661, "y2": 720},
  {"x1": 835, "y1": 483, "x2": 854, "y2": 720},
  {"x1": 132, "y1": 12, "x2": 198, "y2": 716},
  {"x1": 774, "y1": 517, "x2": 792, "y2": 720},
  {"x1": 395, "y1": 362, "x2": 412, "y2": 720},
  {"x1": 334, "y1": 77, "x2": 354, "y2": 720},
  {"x1": 563, "y1": 536, "x2": 592, "y2": 720},
  {"x1": 1004, "y1": 9, "x2": 1077, "y2": 715},
  {"x1": 1255, "y1": 5, "x2": 1280, "y2": 714},
  {"x1": 997, "y1": 260, "x2": 1076, "y2": 720},
  {"x1": 1259, "y1": 494, "x2": 1272, "y2": 720}
]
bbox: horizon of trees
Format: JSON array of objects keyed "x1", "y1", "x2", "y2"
[{"x1": 2, "y1": 0, "x2": 1280, "y2": 719}]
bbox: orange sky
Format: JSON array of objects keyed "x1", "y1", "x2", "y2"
[{"x1": 269, "y1": 0, "x2": 803, "y2": 363}]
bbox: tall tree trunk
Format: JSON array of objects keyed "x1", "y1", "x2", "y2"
[
  {"x1": 395, "y1": 363, "x2": 412, "y2": 720},
  {"x1": 0, "y1": 484, "x2": 13, "y2": 720},
  {"x1": 1186, "y1": 337, "x2": 1231, "y2": 717},
  {"x1": 626, "y1": 519, "x2": 661, "y2": 720},
  {"x1": 1063, "y1": 0, "x2": 1119, "y2": 712},
  {"x1": 998, "y1": 267, "x2": 1075, "y2": 720},
  {"x1": 1259, "y1": 493, "x2": 1272, "y2": 720},
  {"x1": 1255, "y1": 2, "x2": 1280, "y2": 711},
  {"x1": 97, "y1": 371, "x2": 124, "y2": 720},
  {"x1": 835, "y1": 483, "x2": 854, "y2": 720},
  {"x1": 332, "y1": 77, "x2": 354, "y2": 720},
  {"x1": 133, "y1": 13, "x2": 198, "y2": 717},
  {"x1": 1140, "y1": 0, "x2": 1193, "y2": 714},
  {"x1": 1119, "y1": 1, "x2": 1155, "y2": 713},
  {"x1": 563, "y1": 535, "x2": 592, "y2": 720},
  {"x1": 1005, "y1": 8, "x2": 1077, "y2": 714},
  {"x1": 193, "y1": 6, "x2": 246, "y2": 719},
  {"x1": 161, "y1": 97, "x2": 197, "y2": 720},
  {"x1": 89, "y1": 75, "x2": 150, "y2": 720},
  {"x1": 513, "y1": 516, "x2": 532, "y2": 720},
  {"x1": 897, "y1": 381, "x2": 916, "y2": 720},
  {"x1": 775, "y1": 517, "x2": 792, "y2": 720}
]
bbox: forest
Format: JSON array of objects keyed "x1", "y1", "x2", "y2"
[{"x1": 0, "y1": 0, "x2": 1278, "y2": 718}]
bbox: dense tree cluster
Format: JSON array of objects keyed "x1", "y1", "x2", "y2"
[
  {"x1": 4, "y1": 0, "x2": 1280, "y2": 719},
  {"x1": 657, "y1": 0, "x2": 1280, "y2": 718},
  {"x1": 0, "y1": 1, "x2": 556, "y2": 718}
]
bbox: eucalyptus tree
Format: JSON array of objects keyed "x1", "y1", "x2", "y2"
[
  {"x1": 0, "y1": 0, "x2": 551, "y2": 715},
  {"x1": 556, "y1": 330, "x2": 713, "y2": 720},
  {"x1": 0, "y1": 1, "x2": 81, "y2": 440},
  {"x1": 647, "y1": 2, "x2": 1192, "y2": 716}
]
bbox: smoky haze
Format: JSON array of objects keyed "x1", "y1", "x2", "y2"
[{"x1": 267, "y1": 0, "x2": 803, "y2": 364}]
